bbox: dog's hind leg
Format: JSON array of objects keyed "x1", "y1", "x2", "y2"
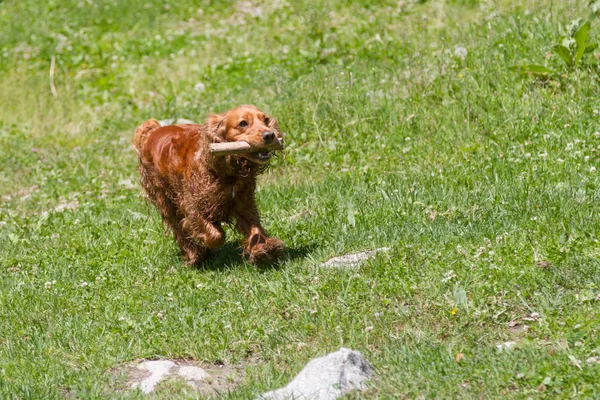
[{"x1": 144, "y1": 185, "x2": 208, "y2": 266}]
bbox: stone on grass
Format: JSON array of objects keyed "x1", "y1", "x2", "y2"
[
  {"x1": 125, "y1": 359, "x2": 239, "y2": 395},
  {"x1": 131, "y1": 360, "x2": 176, "y2": 394},
  {"x1": 178, "y1": 365, "x2": 211, "y2": 387},
  {"x1": 258, "y1": 348, "x2": 373, "y2": 400},
  {"x1": 322, "y1": 247, "x2": 390, "y2": 268}
]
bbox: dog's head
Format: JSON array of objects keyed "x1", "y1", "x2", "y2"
[{"x1": 206, "y1": 105, "x2": 282, "y2": 165}]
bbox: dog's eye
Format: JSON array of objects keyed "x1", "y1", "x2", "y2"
[
  {"x1": 238, "y1": 121, "x2": 248, "y2": 128},
  {"x1": 264, "y1": 117, "x2": 270, "y2": 125}
]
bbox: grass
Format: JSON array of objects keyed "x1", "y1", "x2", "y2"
[{"x1": 1, "y1": 0, "x2": 600, "y2": 398}]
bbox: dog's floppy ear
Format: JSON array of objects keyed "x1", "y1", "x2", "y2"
[{"x1": 206, "y1": 113, "x2": 226, "y2": 142}]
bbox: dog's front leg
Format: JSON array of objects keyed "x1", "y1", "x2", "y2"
[
  {"x1": 234, "y1": 201, "x2": 283, "y2": 263},
  {"x1": 181, "y1": 211, "x2": 225, "y2": 250}
]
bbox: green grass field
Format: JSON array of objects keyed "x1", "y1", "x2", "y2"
[{"x1": 2, "y1": 0, "x2": 600, "y2": 398}]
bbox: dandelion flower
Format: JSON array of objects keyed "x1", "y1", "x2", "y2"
[{"x1": 454, "y1": 46, "x2": 467, "y2": 60}]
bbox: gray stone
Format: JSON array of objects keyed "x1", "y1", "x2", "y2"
[
  {"x1": 127, "y1": 360, "x2": 239, "y2": 395},
  {"x1": 131, "y1": 360, "x2": 175, "y2": 394},
  {"x1": 258, "y1": 348, "x2": 373, "y2": 400},
  {"x1": 178, "y1": 365, "x2": 210, "y2": 387}
]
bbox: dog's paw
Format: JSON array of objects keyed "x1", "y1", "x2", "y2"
[
  {"x1": 245, "y1": 236, "x2": 284, "y2": 264},
  {"x1": 182, "y1": 246, "x2": 210, "y2": 267}
]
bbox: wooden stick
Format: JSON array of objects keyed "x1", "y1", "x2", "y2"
[{"x1": 209, "y1": 138, "x2": 284, "y2": 156}]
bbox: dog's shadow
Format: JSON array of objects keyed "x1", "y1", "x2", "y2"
[{"x1": 196, "y1": 242, "x2": 316, "y2": 272}]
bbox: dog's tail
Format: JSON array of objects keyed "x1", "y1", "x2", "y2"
[{"x1": 132, "y1": 119, "x2": 161, "y2": 154}]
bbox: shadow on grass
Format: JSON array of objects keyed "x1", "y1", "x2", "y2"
[{"x1": 195, "y1": 242, "x2": 317, "y2": 272}]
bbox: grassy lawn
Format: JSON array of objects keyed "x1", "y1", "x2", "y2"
[{"x1": 1, "y1": 0, "x2": 600, "y2": 398}]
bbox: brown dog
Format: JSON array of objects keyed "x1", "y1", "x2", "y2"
[{"x1": 133, "y1": 105, "x2": 284, "y2": 265}]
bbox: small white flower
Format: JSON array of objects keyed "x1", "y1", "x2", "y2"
[
  {"x1": 194, "y1": 82, "x2": 206, "y2": 92},
  {"x1": 44, "y1": 281, "x2": 52, "y2": 289},
  {"x1": 591, "y1": 167, "x2": 597, "y2": 173},
  {"x1": 442, "y1": 270, "x2": 457, "y2": 283},
  {"x1": 454, "y1": 46, "x2": 467, "y2": 60},
  {"x1": 80, "y1": 281, "x2": 88, "y2": 287},
  {"x1": 566, "y1": 143, "x2": 574, "y2": 151},
  {"x1": 539, "y1": 152, "x2": 548, "y2": 159}
]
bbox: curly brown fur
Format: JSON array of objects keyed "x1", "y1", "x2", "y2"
[{"x1": 133, "y1": 105, "x2": 284, "y2": 265}]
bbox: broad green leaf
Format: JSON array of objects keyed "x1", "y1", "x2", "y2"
[
  {"x1": 346, "y1": 202, "x2": 355, "y2": 228},
  {"x1": 574, "y1": 21, "x2": 591, "y2": 64},
  {"x1": 584, "y1": 43, "x2": 598, "y2": 53},
  {"x1": 510, "y1": 64, "x2": 555, "y2": 75},
  {"x1": 552, "y1": 44, "x2": 573, "y2": 66},
  {"x1": 454, "y1": 287, "x2": 468, "y2": 310}
]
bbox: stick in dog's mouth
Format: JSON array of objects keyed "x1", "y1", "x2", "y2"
[{"x1": 209, "y1": 138, "x2": 284, "y2": 157}]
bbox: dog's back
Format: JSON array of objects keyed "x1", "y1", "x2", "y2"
[
  {"x1": 134, "y1": 121, "x2": 203, "y2": 176},
  {"x1": 132, "y1": 119, "x2": 161, "y2": 154}
]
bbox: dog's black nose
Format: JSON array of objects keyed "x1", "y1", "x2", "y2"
[{"x1": 262, "y1": 131, "x2": 275, "y2": 143}]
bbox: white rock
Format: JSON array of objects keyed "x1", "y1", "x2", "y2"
[
  {"x1": 258, "y1": 348, "x2": 373, "y2": 400},
  {"x1": 132, "y1": 360, "x2": 175, "y2": 394},
  {"x1": 322, "y1": 248, "x2": 390, "y2": 268},
  {"x1": 178, "y1": 365, "x2": 210, "y2": 383}
]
